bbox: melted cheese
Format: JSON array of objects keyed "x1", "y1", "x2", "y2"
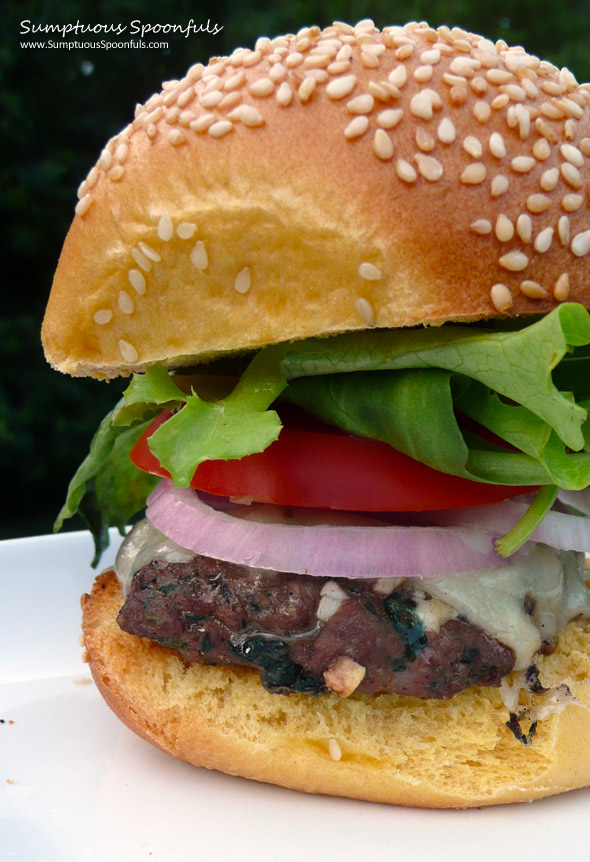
[{"x1": 419, "y1": 545, "x2": 590, "y2": 669}]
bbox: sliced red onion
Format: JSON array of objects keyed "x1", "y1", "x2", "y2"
[
  {"x1": 427, "y1": 500, "x2": 590, "y2": 554},
  {"x1": 558, "y1": 489, "x2": 590, "y2": 518},
  {"x1": 146, "y1": 480, "x2": 513, "y2": 579}
]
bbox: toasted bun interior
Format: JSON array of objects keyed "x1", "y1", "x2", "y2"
[
  {"x1": 43, "y1": 21, "x2": 590, "y2": 379},
  {"x1": 82, "y1": 570, "x2": 590, "y2": 808}
]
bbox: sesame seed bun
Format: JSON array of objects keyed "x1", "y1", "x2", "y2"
[
  {"x1": 42, "y1": 20, "x2": 590, "y2": 379},
  {"x1": 82, "y1": 570, "x2": 590, "y2": 808}
]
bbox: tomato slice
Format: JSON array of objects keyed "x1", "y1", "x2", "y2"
[{"x1": 130, "y1": 408, "x2": 537, "y2": 511}]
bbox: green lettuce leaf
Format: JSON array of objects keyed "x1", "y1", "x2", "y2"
[
  {"x1": 55, "y1": 405, "x2": 158, "y2": 565},
  {"x1": 56, "y1": 303, "x2": 590, "y2": 562}
]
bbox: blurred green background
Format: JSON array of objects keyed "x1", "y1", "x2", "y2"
[{"x1": 2, "y1": 0, "x2": 590, "y2": 539}]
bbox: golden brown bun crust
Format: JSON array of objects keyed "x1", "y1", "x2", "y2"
[
  {"x1": 82, "y1": 570, "x2": 590, "y2": 807},
  {"x1": 43, "y1": 21, "x2": 590, "y2": 379}
]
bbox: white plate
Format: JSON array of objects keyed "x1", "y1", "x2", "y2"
[{"x1": 1, "y1": 530, "x2": 588, "y2": 861}]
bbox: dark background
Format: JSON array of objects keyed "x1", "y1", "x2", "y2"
[{"x1": 2, "y1": 0, "x2": 590, "y2": 540}]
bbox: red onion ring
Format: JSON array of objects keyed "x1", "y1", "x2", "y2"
[{"x1": 146, "y1": 480, "x2": 516, "y2": 579}]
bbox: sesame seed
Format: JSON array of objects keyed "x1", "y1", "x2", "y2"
[
  {"x1": 489, "y1": 132, "x2": 506, "y2": 159},
  {"x1": 520, "y1": 280, "x2": 548, "y2": 299},
  {"x1": 437, "y1": 117, "x2": 456, "y2": 144},
  {"x1": 420, "y1": 48, "x2": 441, "y2": 64},
  {"x1": 449, "y1": 56, "x2": 480, "y2": 77},
  {"x1": 491, "y1": 175, "x2": 509, "y2": 198},
  {"x1": 131, "y1": 248, "x2": 152, "y2": 272},
  {"x1": 225, "y1": 71, "x2": 246, "y2": 91},
  {"x1": 374, "y1": 129, "x2": 394, "y2": 160},
  {"x1": 190, "y1": 240, "x2": 208, "y2": 270},
  {"x1": 146, "y1": 124, "x2": 157, "y2": 140},
  {"x1": 165, "y1": 106, "x2": 180, "y2": 124},
  {"x1": 200, "y1": 91, "x2": 224, "y2": 108},
  {"x1": 396, "y1": 159, "x2": 417, "y2": 183},
  {"x1": 571, "y1": 230, "x2": 590, "y2": 257},
  {"x1": 558, "y1": 216, "x2": 571, "y2": 246},
  {"x1": 118, "y1": 290, "x2": 135, "y2": 314},
  {"x1": 471, "y1": 219, "x2": 492, "y2": 235},
  {"x1": 534, "y1": 227, "x2": 554, "y2": 253},
  {"x1": 580, "y1": 138, "x2": 590, "y2": 156},
  {"x1": 414, "y1": 65, "x2": 434, "y2": 83},
  {"x1": 361, "y1": 51, "x2": 380, "y2": 69},
  {"x1": 463, "y1": 135, "x2": 483, "y2": 158},
  {"x1": 533, "y1": 139, "x2": 551, "y2": 161},
  {"x1": 377, "y1": 109, "x2": 403, "y2": 129},
  {"x1": 275, "y1": 82, "x2": 293, "y2": 107},
  {"x1": 562, "y1": 194, "x2": 584, "y2": 212},
  {"x1": 554, "y1": 273, "x2": 570, "y2": 301},
  {"x1": 539, "y1": 168, "x2": 559, "y2": 191},
  {"x1": 560, "y1": 144, "x2": 584, "y2": 167},
  {"x1": 344, "y1": 116, "x2": 369, "y2": 140},
  {"x1": 298, "y1": 77, "x2": 316, "y2": 103},
  {"x1": 540, "y1": 101, "x2": 565, "y2": 120},
  {"x1": 270, "y1": 63, "x2": 287, "y2": 84},
  {"x1": 135, "y1": 243, "x2": 159, "y2": 263},
  {"x1": 355, "y1": 297, "x2": 375, "y2": 325},
  {"x1": 541, "y1": 80, "x2": 564, "y2": 96},
  {"x1": 490, "y1": 283, "x2": 513, "y2": 312},
  {"x1": 346, "y1": 94, "x2": 374, "y2": 114},
  {"x1": 500, "y1": 83, "x2": 526, "y2": 102},
  {"x1": 179, "y1": 111, "x2": 196, "y2": 127},
  {"x1": 450, "y1": 86, "x2": 468, "y2": 106},
  {"x1": 75, "y1": 195, "x2": 93, "y2": 217},
  {"x1": 471, "y1": 76, "x2": 488, "y2": 96},
  {"x1": 226, "y1": 105, "x2": 264, "y2": 128},
  {"x1": 396, "y1": 44, "x2": 414, "y2": 60},
  {"x1": 410, "y1": 91, "x2": 433, "y2": 120},
  {"x1": 219, "y1": 92, "x2": 241, "y2": 112},
  {"x1": 368, "y1": 82, "x2": 391, "y2": 102},
  {"x1": 176, "y1": 223, "x2": 197, "y2": 240},
  {"x1": 414, "y1": 153, "x2": 443, "y2": 182},
  {"x1": 249, "y1": 78, "x2": 275, "y2": 97},
  {"x1": 234, "y1": 266, "x2": 252, "y2": 294},
  {"x1": 561, "y1": 162, "x2": 583, "y2": 189},
  {"x1": 522, "y1": 78, "x2": 539, "y2": 99},
  {"x1": 511, "y1": 156, "x2": 536, "y2": 173},
  {"x1": 177, "y1": 87, "x2": 195, "y2": 108},
  {"x1": 491, "y1": 94, "x2": 510, "y2": 110},
  {"x1": 327, "y1": 61, "x2": 352, "y2": 75},
  {"x1": 326, "y1": 75, "x2": 357, "y2": 100},
  {"x1": 498, "y1": 251, "x2": 529, "y2": 272},
  {"x1": 93, "y1": 309, "x2": 112, "y2": 325},
  {"x1": 443, "y1": 73, "x2": 467, "y2": 87},
  {"x1": 157, "y1": 213, "x2": 174, "y2": 242},
  {"x1": 535, "y1": 117, "x2": 557, "y2": 142},
  {"x1": 515, "y1": 104, "x2": 530, "y2": 139},
  {"x1": 460, "y1": 163, "x2": 486, "y2": 184},
  {"x1": 85, "y1": 167, "x2": 99, "y2": 189},
  {"x1": 243, "y1": 50, "x2": 263, "y2": 68},
  {"x1": 358, "y1": 262, "x2": 382, "y2": 280},
  {"x1": 119, "y1": 340, "x2": 138, "y2": 363},
  {"x1": 564, "y1": 119, "x2": 578, "y2": 140},
  {"x1": 167, "y1": 129, "x2": 187, "y2": 146},
  {"x1": 559, "y1": 97, "x2": 583, "y2": 119},
  {"x1": 473, "y1": 101, "x2": 491, "y2": 124},
  {"x1": 190, "y1": 114, "x2": 216, "y2": 133},
  {"x1": 128, "y1": 269, "x2": 146, "y2": 295},
  {"x1": 286, "y1": 51, "x2": 304, "y2": 68},
  {"x1": 208, "y1": 120, "x2": 234, "y2": 138},
  {"x1": 526, "y1": 194, "x2": 552, "y2": 214},
  {"x1": 108, "y1": 165, "x2": 124, "y2": 181},
  {"x1": 495, "y1": 214, "x2": 514, "y2": 242},
  {"x1": 114, "y1": 142, "x2": 129, "y2": 163}
]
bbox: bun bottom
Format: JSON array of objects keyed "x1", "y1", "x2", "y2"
[{"x1": 82, "y1": 570, "x2": 590, "y2": 807}]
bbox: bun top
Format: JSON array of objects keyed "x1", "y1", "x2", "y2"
[{"x1": 42, "y1": 19, "x2": 590, "y2": 379}]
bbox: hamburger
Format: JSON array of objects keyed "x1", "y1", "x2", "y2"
[{"x1": 42, "y1": 19, "x2": 590, "y2": 807}]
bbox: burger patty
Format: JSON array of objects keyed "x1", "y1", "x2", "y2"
[{"x1": 117, "y1": 555, "x2": 516, "y2": 699}]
